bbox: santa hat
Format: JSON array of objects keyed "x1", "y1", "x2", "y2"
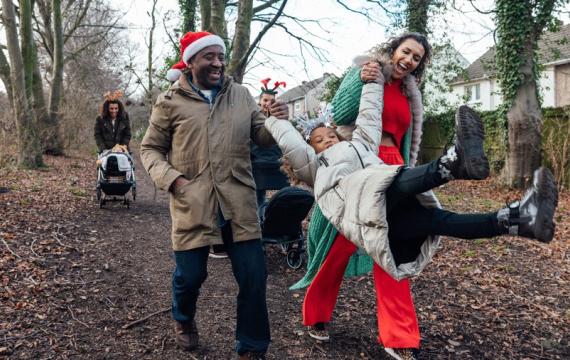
[
  {"x1": 179, "y1": 31, "x2": 226, "y2": 65},
  {"x1": 260, "y1": 78, "x2": 286, "y2": 96},
  {"x1": 166, "y1": 60, "x2": 186, "y2": 82}
]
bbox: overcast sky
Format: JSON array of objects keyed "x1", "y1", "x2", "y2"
[{"x1": 119, "y1": 0, "x2": 568, "y2": 95}]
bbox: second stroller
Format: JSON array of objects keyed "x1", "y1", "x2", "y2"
[{"x1": 259, "y1": 186, "x2": 314, "y2": 269}]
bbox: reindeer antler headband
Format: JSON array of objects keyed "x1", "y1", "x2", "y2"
[
  {"x1": 260, "y1": 78, "x2": 286, "y2": 95},
  {"x1": 103, "y1": 90, "x2": 123, "y2": 102}
]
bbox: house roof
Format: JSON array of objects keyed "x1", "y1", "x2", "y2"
[
  {"x1": 277, "y1": 75, "x2": 329, "y2": 103},
  {"x1": 455, "y1": 23, "x2": 570, "y2": 84}
]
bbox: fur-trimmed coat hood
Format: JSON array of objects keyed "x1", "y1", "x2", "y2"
[{"x1": 343, "y1": 53, "x2": 424, "y2": 167}]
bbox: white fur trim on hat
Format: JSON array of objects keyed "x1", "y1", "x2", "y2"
[
  {"x1": 166, "y1": 68, "x2": 182, "y2": 82},
  {"x1": 183, "y1": 35, "x2": 226, "y2": 65}
]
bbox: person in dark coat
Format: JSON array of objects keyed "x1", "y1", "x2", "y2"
[
  {"x1": 251, "y1": 78, "x2": 290, "y2": 208},
  {"x1": 94, "y1": 90, "x2": 131, "y2": 153}
]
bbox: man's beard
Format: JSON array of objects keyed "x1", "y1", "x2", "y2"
[{"x1": 196, "y1": 65, "x2": 225, "y2": 88}]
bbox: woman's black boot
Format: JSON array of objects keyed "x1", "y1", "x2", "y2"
[
  {"x1": 497, "y1": 167, "x2": 558, "y2": 243},
  {"x1": 438, "y1": 105, "x2": 489, "y2": 181}
]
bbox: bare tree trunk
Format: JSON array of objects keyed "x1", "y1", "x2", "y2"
[
  {"x1": 31, "y1": 49, "x2": 51, "y2": 144},
  {"x1": 2, "y1": 0, "x2": 43, "y2": 168},
  {"x1": 20, "y1": 0, "x2": 35, "y2": 99},
  {"x1": 44, "y1": 0, "x2": 64, "y2": 155},
  {"x1": 226, "y1": 0, "x2": 287, "y2": 82},
  {"x1": 227, "y1": 0, "x2": 252, "y2": 83},
  {"x1": 147, "y1": 0, "x2": 158, "y2": 106},
  {"x1": 0, "y1": 49, "x2": 14, "y2": 106},
  {"x1": 200, "y1": 0, "x2": 211, "y2": 31},
  {"x1": 505, "y1": 42, "x2": 542, "y2": 188},
  {"x1": 210, "y1": 0, "x2": 228, "y2": 46}
]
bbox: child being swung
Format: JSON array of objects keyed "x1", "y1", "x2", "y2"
[{"x1": 264, "y1": 64, "x2": 558, "y2": 281}]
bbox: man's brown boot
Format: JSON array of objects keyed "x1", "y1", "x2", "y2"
[{"x1": 175, "y1": 320, "x2": 199, "y2": 351}]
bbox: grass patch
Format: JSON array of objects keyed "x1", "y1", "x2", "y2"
[
  {"x1": 462, "y1": 250, "x2": 477, "y2": 258},
  {"x1": 70, "y1": 187, "x2": 88, "y2": 198},
  {"x1": 473, "y1": 238, "x2": 488, "y2": 245},
  {"x1": 492, "y1": 244, "x2": 508, "y2": 256},
  {"x1": 435, "y1": 193, "x2": 463, "y2": 206}
]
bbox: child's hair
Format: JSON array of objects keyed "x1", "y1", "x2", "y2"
[
  {"x1": 295, "y1": 105, "x2": 336, "y2": 143},
  {"x1": 280, "y1": 157, "x2": 302, "y2": 186}
]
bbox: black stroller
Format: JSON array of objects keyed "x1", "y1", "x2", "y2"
[
  {"x1": 96, "y1": 151, "x2": 136, "y2": 209},
  {"x1": 259, "y1": 187, "x2": 314, "y2": 269}
]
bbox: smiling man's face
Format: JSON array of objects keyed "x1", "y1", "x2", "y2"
[{"x1": 189, "y1": 45, "x2": 225, "y2": 89}]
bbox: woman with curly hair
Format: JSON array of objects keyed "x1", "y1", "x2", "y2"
[
  {"x1": 94, "y1": 91, "x2": 131, "y2": 153},
  {"x1": 290, "y1": 32, "x2": 465, "y2": 360}
]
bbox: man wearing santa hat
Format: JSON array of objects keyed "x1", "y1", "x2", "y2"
[{"x1": 141, "y1": 31, "x2": 288, "y2": 360}]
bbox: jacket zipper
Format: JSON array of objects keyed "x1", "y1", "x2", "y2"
[{"x1": 348, "y1": 142, "x2": 365, "y2": 169}]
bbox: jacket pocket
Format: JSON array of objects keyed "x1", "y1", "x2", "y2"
[
  {"x1": 231, "y1": 166, "x2": 256, "y2": 190},
  {"x1": 173, "y1": 161, "x2": 203, "y2": 183},
  {"x1": 171, "y1": 178, "x2": 213, "y2": 232}
]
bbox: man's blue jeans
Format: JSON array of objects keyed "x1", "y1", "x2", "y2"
[{"x1": 171, "y1": 223, "x2": 270, "y2": 355}]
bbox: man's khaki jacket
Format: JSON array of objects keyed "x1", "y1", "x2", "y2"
[{"x1": 141, "y1": 74, "x2": 276, "y2": 251}]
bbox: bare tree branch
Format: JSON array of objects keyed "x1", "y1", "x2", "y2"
[
  {"x1": 335, "y1": 0, "x2": 395, "y2": 22},
  {"x1": 233, "y1": 0, "x2": 287, "y2": 73},
  {"x1": 63, "y1": 0, "x2": 92, "y2": 44},
  {"x1": 466, "y1": 0, "x2": 495, "y2": 15},
  {"x1": 253, "y1": 0, "x2": 281, "y2": 14}
]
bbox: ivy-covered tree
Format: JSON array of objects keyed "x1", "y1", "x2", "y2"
[
  {"x1": 180, "y1": 0, "x2": 198, "y2": 33},
  {"x1": 494, "y1": 0, "x2": 569, "y2": 188}
]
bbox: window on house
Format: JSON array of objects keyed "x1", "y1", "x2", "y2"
[
  {"x1": 464, "y1": 84, "x2": 481, "y2": 102},
  {"x1": 294, "y1": 101, "x2": 301, "y2": 111},
  {"x1": 464, "y1": 85, "x2": 472, "y2": 100}
]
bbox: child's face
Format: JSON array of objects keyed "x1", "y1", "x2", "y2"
[
  {"x1": 259, "y1": 93, "x2": 275, "y2": 114},
  {"x1": 309, "y1": 127, "x2": 340, "y2": 154}
]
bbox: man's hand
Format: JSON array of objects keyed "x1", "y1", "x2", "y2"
[
  {"x1": 361, "y1": 61, "x2": 381, "y2": 83},
  {"x1": 269, "y1": 100, "x2": 289, "y2": 120},
  {"x1": 171, "y1": 176, "x2": 190, "y2": 193}
]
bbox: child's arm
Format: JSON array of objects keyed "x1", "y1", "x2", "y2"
[
  {"x1": 351, "y1": 63, "x2": 384, "y2": 154},
  {"x1": 265, "y1": 118, "x2": 318, "y2": 187}
]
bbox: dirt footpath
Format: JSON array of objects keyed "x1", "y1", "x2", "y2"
[{"x1": 0, "y1": 152, "x2": 568, "y2": 359}]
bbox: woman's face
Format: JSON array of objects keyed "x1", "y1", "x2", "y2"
[
  {"x1": 109, "y1": 103, "x2": 119, "y2": 119},
  {"x1": 391, "y1": 38, "x2": 425, "y2": 79},
  {"x1": 309, "y1": 127, "x2": 340, "y2": 154}
]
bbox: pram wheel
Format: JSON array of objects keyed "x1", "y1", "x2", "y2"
[
  {"x1": 132, "y1": 187, "x2": 136, "y2": 201},
  {"x1": 286, "y1": 249, "x2": 304, "y2": 269},
  {"x1": 124, "y1": 199, "x2": 130, "y2": 209},
  {"x1": 96, "y1": 188, "x2": 101, "y2": 201},
  {"x1": 99, "y1": 198, "x2": 105, "y2": 209}
]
